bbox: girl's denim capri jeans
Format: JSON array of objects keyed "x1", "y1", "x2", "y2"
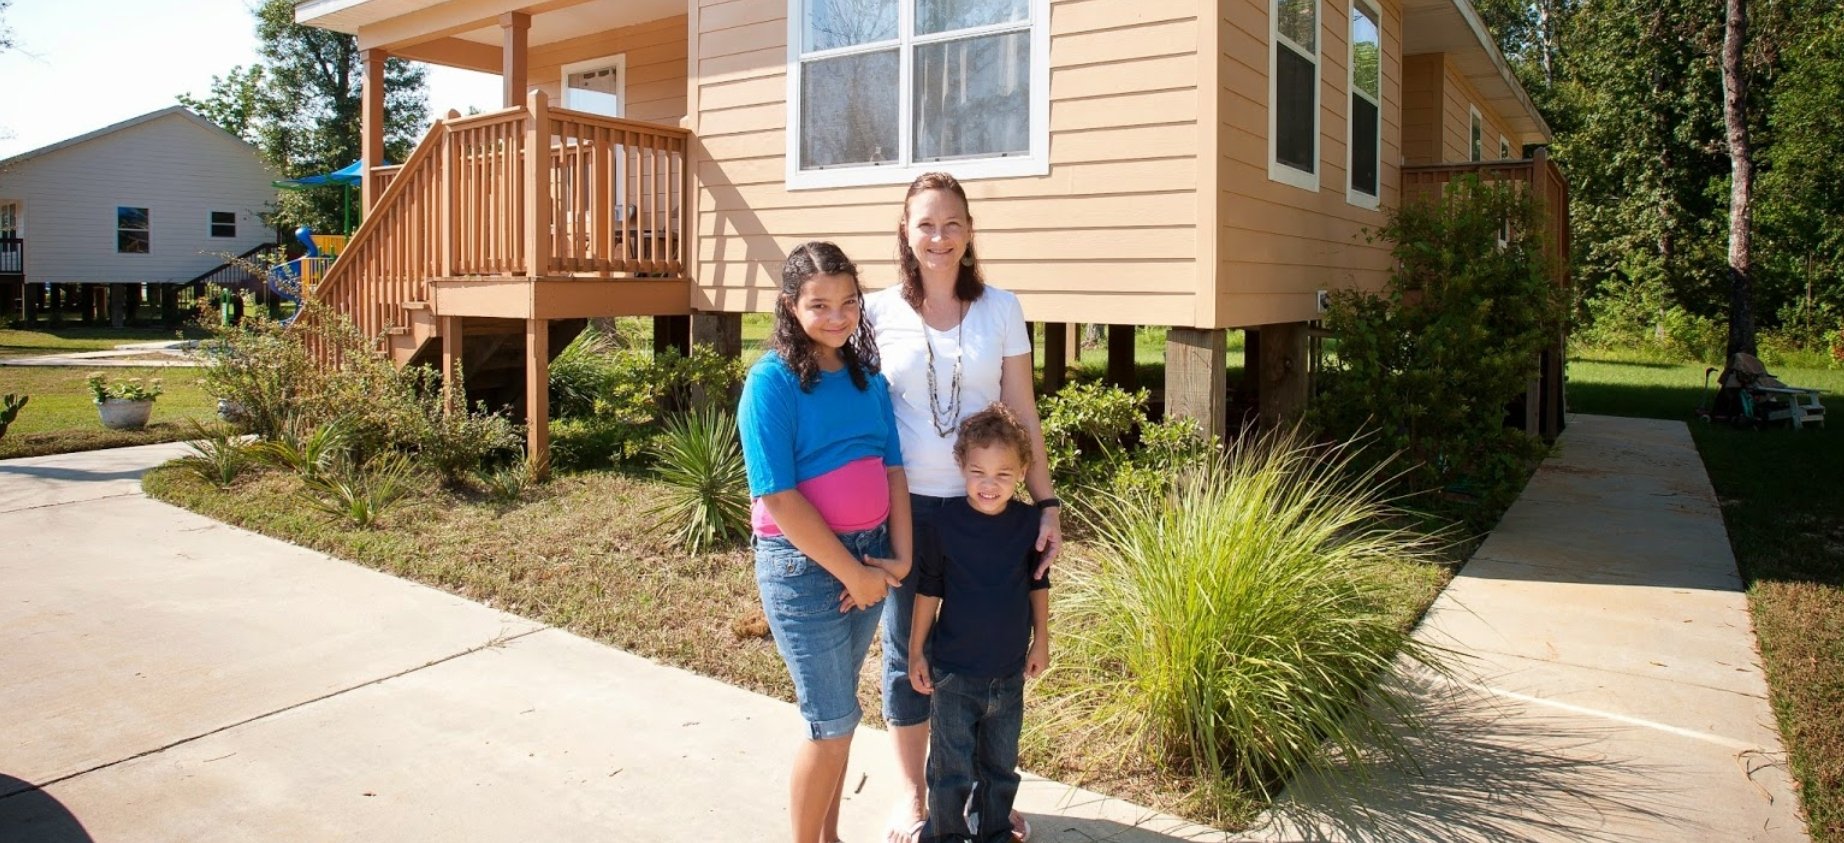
[{"x1": 754, "y1": 523, "x2": 888, "y2": 741}]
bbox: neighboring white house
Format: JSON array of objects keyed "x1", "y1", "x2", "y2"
[{"x1": 0, "y1": 107, "x2": 277, "y2": 291}]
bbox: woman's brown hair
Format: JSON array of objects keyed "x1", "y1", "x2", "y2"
[{"x1": 895, "y1": 172, "x2": 986, "y2": 309}]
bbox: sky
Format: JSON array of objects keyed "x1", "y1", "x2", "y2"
[{"x1": 0, "y1": 0, "x2": 505, "y2": 160}]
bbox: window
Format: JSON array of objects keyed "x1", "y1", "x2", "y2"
[
  {"x1": 1469, "y1": 105, "x2": 1483, "y2": 162},
  {"x1": 1500, "y1": 135, "x2": 1512, "y2": 160},
  {"x1": 563, "y1": 55, "x2": 625, "y2": 118},
  {"x1": 117, "y1": 207, "x2": 149, "y2": 254},
  {"x1": 0, "y1": 202, "x2": 18, "y2": 238},
  {"x1": 1270, "y1": 0, "x2": 1321, "y2": 190},
  {"x1": 786, "y1": 0, "x2": 1048, "y2": 189},
  {"x1": 210, "y1": 211, "x2": 236, "y2": 238},
  {"x1": 1346, "y1": 0, "x2": 1380, "y2": 207}
]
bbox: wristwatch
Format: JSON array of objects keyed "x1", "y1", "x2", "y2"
[{"x1": 1036, "y1": 497, "x2": 1062, "y2": 510}]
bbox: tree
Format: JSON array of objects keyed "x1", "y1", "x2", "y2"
[
  {"x1": 1722, "y1": 0, "x2": 1757, "y2": 358},
  {"x1": 182, "y1": 0, "x2": 427, "y2": 234},
  {"x1": 0, "y1": 0, "x2": 14, "y2": 52},
  {"x1": 1758, "y1": 0, "x2": 1844, "y2": 348}
]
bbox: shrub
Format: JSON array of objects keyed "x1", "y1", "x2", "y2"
[
  {"x1": 1313, "y1": 174, "x2": 1564, "y2": 512},
  {"x1": 474, "y1": 450, "x2": 549, "y2": 505},
  {"x1": 199, "y1": 316, "x2": 311, "y2": 440},
  {"x1": 1039, "y1": 381, "x2": 1150, "y2": 488},
  {"x1": 550, "y1": 416, "x2": 658, "y2": 472},
  {"x1": 1034, "y1": 428, "x2": 1449, "y2": 802},
  {"x1": 175, "y1": 421, "x2": 257, "y2": 488},
  {"x1": 646, "y1": 406, "x2": 750, "y2": 553},
  {"x1": 397, "y1": 366, "x2": 523, "y2": 484},
  {"x1": 550, "y1": 343, "x2": 746, "y2": 469},
  {"x1": 549, "y1": 330, "x2": 620, "y2": 419},
  {"x1": 299, "y1": 452, "x2": 420, "y2": 528},
  {"x1": 251, "y1": 416, "x2": 351, "y2": 483}
]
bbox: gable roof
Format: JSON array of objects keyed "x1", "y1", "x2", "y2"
[
  {"x1": 0, "y1": 106, "x2": 264, "y2": 170},
  {"x1": 1403, "y1": 0, "x2": 1553, "y2": 144}
]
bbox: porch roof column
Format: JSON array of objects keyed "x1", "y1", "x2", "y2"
[
  {"x1": 501, "y1": 12, "x2": 530, "y2": 108},
  {"x1": 360, "y1": 48, "x2": 387, "y2": 212}
]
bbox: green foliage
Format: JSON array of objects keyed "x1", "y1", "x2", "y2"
[
  {"x1": 86, "y1": 372, "x2": 164, "y2": 403},
  {"x1": 203, "y1": 312, "x2": 520, "y2": 480},
  {"x1": 251, "y1": 416, "x2": 351, "y2": 483},
  {"x1": 474, "y1": 450, "x2": 549, "y2": 506},
  {"x1": 548, "y1": 340, "x2": 746, "y2": 468},
  {"x1": 1035, "y1": 428, "x2": 1450, "y2": 801},
  {"x1": 200, "y1": 317, "x2": 311, "y2": 440},
  {"x1": 179, "y1": 1, "x2": 427, "y2": 233},
  {"x1": 176, "y1": 421, "x2": 257, "y2": 488},
  {"x1": 1039, "y1": 381, "x2": 1150, "y2": 484},
  {"x1": 1313, "y1": 176, "x2": 1562, "y2": 515},
  {"x1": 298, "y1": 452, "x2": 419, "y2": 528},
  {"x1": 646, "y1": 406, "x2": 751, "y2": 554},
  {"x1": 0, "y1": 393, "x2": 26, "y2": 439}
]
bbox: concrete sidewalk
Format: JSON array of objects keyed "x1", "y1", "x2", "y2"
[
  {"x1": 1273, "y1": 415, "x2": 1808, "y2": 841},
  {"x1": 0, "y1": 443, "x2": 1225, "y2": 842},
  {"x1": 0, "y1": 416, "x2": 1811, "y2": 842}
]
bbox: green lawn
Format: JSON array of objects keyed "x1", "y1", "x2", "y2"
[
  {"x1": 1567, "y1": 348, "x2": 1844, "y2": 841},
  {"x1": 0, "y1": 365, "x2": 218, "y2": 459},
  {"x1": 0, "y1": 325, "x2": 210, "y2": 359}
]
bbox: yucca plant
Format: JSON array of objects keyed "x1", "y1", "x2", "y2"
[
  {"x1": 298, "y1": 452, "x2": 419, "y2": 528},
  {"x1": 252, "y1": 416, "x2": 351, "y2": 482},
  {"x1": 646, "y1": 406, "x2": 750, "y2": 553},
  {"x1": 474, "y1": 449, "x2": 549, "y2": 505},
  {"x1": 1034, "y1": 426, "x2": 1450, "y2": 803},
  {"x1": 176, "y1": 421, "x2": 256, "y2": 488}
]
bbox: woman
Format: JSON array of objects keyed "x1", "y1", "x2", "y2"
[{"x1": 866, "y1": 173, "x2": 1062, "y2": 843}]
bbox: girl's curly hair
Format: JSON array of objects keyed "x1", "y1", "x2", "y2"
[{"x1": 772, "y1": 241, "x2": 881, "y2": 392}]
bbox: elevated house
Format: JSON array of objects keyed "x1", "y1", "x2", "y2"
[
  {"x1": 0, "y1": 107, "x2": 280, "y2": 327},
  {"x1": 293, "y1": 0, "x2": 1567, "y2": 463}
]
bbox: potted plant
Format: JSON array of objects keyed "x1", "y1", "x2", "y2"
[{"x1": 88, "y1": 372, "x2": 164, "y2": 430}]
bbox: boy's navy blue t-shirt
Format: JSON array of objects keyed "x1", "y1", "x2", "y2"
[{"x1": 915, "y1": 497, "x2": 1050, "y2": 679}]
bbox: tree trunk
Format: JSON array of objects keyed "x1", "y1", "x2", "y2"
[{"x1": 1723, "y1": 0, "x2": 1757, "y2": 359}]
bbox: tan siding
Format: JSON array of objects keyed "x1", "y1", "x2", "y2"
[
  {"x1": 525, "y1": 16, "x2": 689, "y2": 125},
  {"x1": 1436, "y1": 55, "x2": 1516, "y2": 163},
  {"x1": 1400, "y1": 53, "x2": 1442, "y2": 165},
  {"x1": 1211, "y1": 0, "x2": 1402, "y2": 328},
  {"x1": 691, "y1": 0, "x2": 1204, "y2": 323}
]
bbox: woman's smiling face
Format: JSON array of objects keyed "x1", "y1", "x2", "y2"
[{"x1": 904, "y1": 188, "x2": 972, "y2": 278}]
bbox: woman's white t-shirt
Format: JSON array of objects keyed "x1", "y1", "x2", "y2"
[{"x1": 866, "y1": 284, "x2": 1033, "y2": 498}]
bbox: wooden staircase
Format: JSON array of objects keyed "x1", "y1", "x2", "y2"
[{"x1": 298, "y1": 90, "x2": 692, "y2": 460}]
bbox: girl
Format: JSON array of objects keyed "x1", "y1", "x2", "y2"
[{"x1": 740, "y1": 241, "x2": 914, "y2": 843}]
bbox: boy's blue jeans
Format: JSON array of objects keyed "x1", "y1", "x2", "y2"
[{"x1": 924, "y1": 671, "x2": 1025, "y2": 843}]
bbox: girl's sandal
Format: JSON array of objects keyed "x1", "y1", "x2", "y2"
[
  {"x1": 886, "y1": 818, "x2": 926, "y2": 843},
  {"x1": 1010, "y1": 813, "x2": 1032, "y2": 842}
]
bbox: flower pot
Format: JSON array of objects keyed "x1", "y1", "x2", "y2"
[{"x1": 97, "y1": 398, "x2": 155, "y2": 430}]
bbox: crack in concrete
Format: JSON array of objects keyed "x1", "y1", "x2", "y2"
[
  {"x1": 0, "y1": 491, "x2": 143, "y2": 516},
  {"x1": 0, "y1": 626, "x2": 551, "y2": 801}
]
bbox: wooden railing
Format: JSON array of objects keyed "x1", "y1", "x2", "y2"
[
  {"x1": 1401, "y1": 148, "x2": 1570, "y2": 288},
  {"x1": 307, "y1": 90, "x2": 690, "y2": 353}
]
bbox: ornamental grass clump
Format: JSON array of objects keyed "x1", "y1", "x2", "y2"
[
  {"x1": 647, "y1": 405, "x2": 750, "y2": 553},
  {"x1": 176, "y1": 421, "x2": 257, "y2": 488},
  {"x1": 1037, "y1": 426, "x2": 1450, "y2": 805}
]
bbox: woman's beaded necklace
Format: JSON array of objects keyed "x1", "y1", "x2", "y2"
[{"x1": 922, "y1": 299, "x2": 968, "y2": 438}]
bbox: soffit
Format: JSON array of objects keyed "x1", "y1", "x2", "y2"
[{"x1": 1400, "y1": 0, "x2": 1552, "y2": 144}]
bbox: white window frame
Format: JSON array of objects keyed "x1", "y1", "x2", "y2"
[
  {"x1": 1500, "y1": 134, "x2": 1513, "y2": 160},
  {"x1": 784, "y1": 0, "x2": 1051, "y2": 190},
  {"x1": 1269, "y1": 0, "x2": 1322, "y2": 191},
  {"x1": 1468, "y1": 104, "x2": 1483, "y2": 162},
  {"x1": 1345, "y1": 0, "x2": 1381, "y2": 209},
  {"x1": 560, "y1": 54, "x2": 627, "y2": 118}
]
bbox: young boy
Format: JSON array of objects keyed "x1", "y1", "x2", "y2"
[{"x1": 907, "y1": 402, "x2": 1051, "y2": 843}]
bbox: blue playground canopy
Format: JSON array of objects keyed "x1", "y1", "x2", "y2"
[{"x1": 272, "y1": 160, "x2": 386, "y2": 235}]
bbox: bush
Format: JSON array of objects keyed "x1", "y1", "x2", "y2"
[
  {"x1": 251, "y1": 416, "x2": 351, "y2": 483},
  {"x1": 298, "y1": 452, "x2": 420, "y2": 528},
  {"x1": 1039, "y1": 381, "x2": 1150, "y2": 487},
  {"x1": 1313, "y1": 174, "x2": 1564, "y2": 513},
  {"x1": 549, "y1": 343, "x2": 746, "y2": 470},
  {"x1": 1034, "y1": 427, "x2": 1449, "y2": 802},
  {"x1": 646, "y1": 406, "x2": 751, "y2": 553},
  {"x1": 199, "y1": 316, "x2": 312, "y2": 440},
  {"x1": 175, "y1": 422, "x2": 257, "y2": 488}
]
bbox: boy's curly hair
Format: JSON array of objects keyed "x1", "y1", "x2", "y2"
[{"x1": 953, "y1": 402, "x2": 1032, "y2": 470}]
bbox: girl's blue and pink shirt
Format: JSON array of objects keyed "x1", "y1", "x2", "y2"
[{"x1": 738, "y1": 351, "x2": 904, "y2": 537}]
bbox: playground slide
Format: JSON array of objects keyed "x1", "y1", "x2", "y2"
[{"x1": 266, "y1": 227, "x2": 344, "y2": 325}]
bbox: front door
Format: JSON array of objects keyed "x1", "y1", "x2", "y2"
[{"x1": 562, "y1": 55, "x2": 626, "y2": 118}]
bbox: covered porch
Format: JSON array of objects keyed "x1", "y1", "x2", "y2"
[{"x1": 296, "y1": 0, "x2": 699, "y2": 466}]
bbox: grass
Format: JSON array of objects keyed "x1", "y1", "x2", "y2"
[
  {"x1": 0, "y1": 324, "x2": 210, "y2": 358},
  {"x1": 1567, "y1": 346, "x2": 1844, "y2": 842},
  {"x1": 0, "y1": 365, "x2": 218, "y2": 459}
]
